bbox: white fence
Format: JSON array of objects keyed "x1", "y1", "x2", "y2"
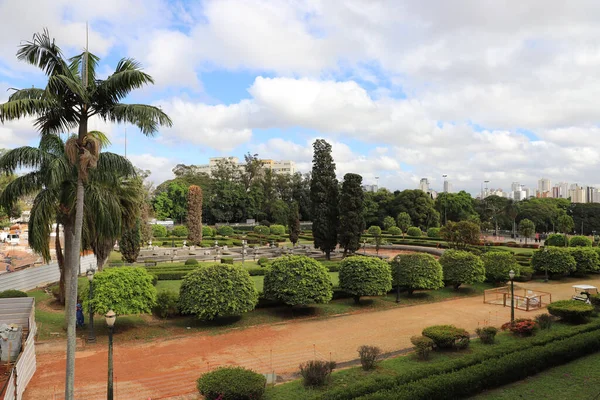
[{"x1": 0, "y1": 255, "x2": 97, "y2": 292}]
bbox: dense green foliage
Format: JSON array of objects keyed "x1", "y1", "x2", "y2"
[
  {"x1": 288, "y1": 201, "x2": 301, "y2": 245},
  {"x1": 217, "y1": 225, "x2": 234, "y2": 236},
  {"x1": 84, "y1": 267, "x2": 157, "y2": 315},
  {"x1": 0, "y1": 290, "x2": 28, "y2": 298},
  {"x1": 171, "y1": 225, "x2": 189, "y2": 238},
  {"x1": 382, "y1": 216, "x2": 396, "y2": 230},
  {"x1": 427, "y1": 227, "x2": 441, "y2": 238},
  {"x1": 338, "y1": 256, "x2": 392, "y2": 303},
  {"x1": 545, "y1": 233, "x2": 567, "y2": 247},
  {"x1": 202, "y1": 226, "x2": 214, "y2": 237},
  {"x1": 422, "y1": 325, "x2": 470, "y2": 349},
  {"x1": 184, "y1": 258, "x2": 199, "y2": 266},
  {"x1": 197, "y1": 367, "x2": 266, "y2": 400},
  {"x1": 152, "y1": 290, "x2": 179, "y2": 318},
  {"x1": 338, "y1": 173, "x2": 365, "y2": 255},
  {"x1": 435, "y1": 191, "x2": 478, "y2": 222},
  {"x1": 153, "y1": 181, "x2": 188, "y2": 223},
  {"x1": 482, "y1": 251, "x2": 520, "y2": 282},
  {"x1": 531, "y1": 247, "x2": 576, "y2": 277},
  {"x1": 186, "y1": 185, "x2": 203, "y2": 244},
  {"x1": 569, "y1": 235, "x2": 592, "y2": 247},
  {"x1": 547, "y1": 300, "x2": 594, "y2": 323},
  {"x1": 179, "y1": 264, "x2": 258, "y2": 320},
  {"x1": 152, "y1": 224, "x2": 168, "y2": 238},
  {"x1": 387, "y1": 226, "x2": 402, "y2": 235},
  {"x1": 410, "y1": 336, "x2": 434, "y2": 360},
  {"x1": 391, "y1": 253, "x2": 444, "y2": 294},
  {"x1": 120, "y1": 219, "x2": 141, "y2": 263},
  {"x1": 394, "y1": 190, "x2": 440, "y2": 230},
  {"x1": 569, "y1": 247, "x2": 599, "y2": 274},
  {"x1": 396, "y1": 212, "x2": 412, "y2": 235},
  {"x1": 557, "y1": 214, "x2": 575, "y2": 235},
  {"x1": 269, "y1": 224, "x2": 285, "y2": 235},
  {"x1": 518, "y1": 218, "x2": 535, "y2": 242},
  {"x1": 440, "y1": 220, "x2": 480, "y2": 249},
  {"x1": 311, "y1": 140, "x2": 339, "y2": 259},
  {"x1": 263, "y1": 255, "x2": 333, "y2": 306},
  {"x1": 406, "y1": 227, "x2": 422, "y2": 237},
  {"x1": 439, "y1": 250, "x2": 485, "y2": 289}
]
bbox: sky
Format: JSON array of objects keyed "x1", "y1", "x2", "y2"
[{"x1": 2, "y1": 0, "x2": 600, "y2": 195}]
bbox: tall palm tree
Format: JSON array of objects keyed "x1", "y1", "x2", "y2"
[
  {"x1": 505, "y1": 199, "x2": 520, "y2": 239},
  {"x1": 0, "y1": 30, "x2": 171, "y2": 398}
]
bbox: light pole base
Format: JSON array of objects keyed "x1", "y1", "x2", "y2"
[{"x1": 87, "y1": 337, "x2": 96, "y2": 344}]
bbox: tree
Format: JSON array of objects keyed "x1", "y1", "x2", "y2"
[
  {"x1": 392, "y1": 190, "x2": 439, "y2": 230},
  {"x1": 0, "y1": 30, "x2": 172, "y2": 397},
  {"x1": 396, "y1": 212, "x2": 412, "y2": 238},
  {"x1": 253, "y1": 225, "x2": 270, "y2": 245},
  {"x1": 546, "y1": 233, "x2": 567, "y2": 247},
  {"x1": 338, "y1": 173, "x2": 365, "y2": 255},
  {"x1": 83, "y1": 267, "x2": 156, "y2": 316},
  {"x1": 120, "y1": 219, "x2": 141, "y2": 263},
  {"x1": 557, "y1": 214, "x2": 575, "y2": 246},
  {"x1": 179, "y1": 264, "x2": 258, "y2": 320},
  {"x1": 153, "y1": 181, "x2": 189, "y2": 223},
  {"x1": 569, "y1": 247, "x2": 599, "y2": 275},
  {"x1": 439, "y1": 250, "x2": 485, "y2": 290},
  {"x1": 367, "y1": 225, "x2": 383, "y2": 255},
  {"x1": 310, "y1": 139, "x2": 339, "y2": 259},
  {"x1": 518, "y1": 219, "x2": 535, "y2": 244},
  {"x1": 569, "y1": 236, "x2": 592, "y2": 247},
  {"x1": 263, "y1": 256, "x2": 333, "y2": 306},
  {"x1": 391, "y1": 253, "x2": 444, "y2": 295},
  {"x1": 440, "y1": 221, "x2": 480, "y2": 249},
  {"x1": 531, "y1": 247, "x2": 576, "y2": 277},
  {"x1": 382, "y1": 216, "x2": 396, "y2": 230},
  {"x1": 152, "y1": 224, "x2": 167, "y2": 238},
  {"x1": 482, "y1": 252, "x2": 520, "y2": 283},
  {"x1": 338, "y1": 256, "x2": 392, "y2": 303},
  {"x1": 186, "y1": 185, "x2": 203, "y2": 245},
  {"x1": 435, "y1": 191, "x2": 477, "y2": 223},
  {"x1": 288, "y1": 201, "x2": 301, "y2": 246}
]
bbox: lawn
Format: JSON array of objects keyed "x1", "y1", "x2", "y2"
[{"x1": 472, "y1": 351, "x2": 600, "y2": 399}]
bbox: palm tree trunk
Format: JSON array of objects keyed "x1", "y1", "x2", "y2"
[
  {"x1": 65, "y1": 116, "x2": 88, "y2": 400},
  {"x1": 94, "y1": 237, "x2": 114, "y2": 271},
  {"x1": 55, "y1": 223, "x2": 65, "y2": 305}
]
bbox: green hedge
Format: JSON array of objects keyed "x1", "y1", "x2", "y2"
[
  {"x1": 197, "y1": 366, "x2": 266, "y2": 400},
  {"x1": 153, "y1": 271, "x2": 195, "y2": 280},
  {"x1": 0, "y1": 290, "x2": 28, "y2": 298},
  {"x1": 317, "y1": 320, "x2": 600, "y2": 400},
  {"x1": 547, "y1": 300, "x2": 595, "y2": 323}
]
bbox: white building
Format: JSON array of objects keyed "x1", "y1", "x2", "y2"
[
  {"x1": 195, "y1": 157, "x2": 296, "y2": 177},
  {"x1": 537, "y1": 178, "x2": 551, "y2": 196},
  {"x1": 419, "y1": 178, "x2": 430, "y2": 193},
  {"x1": 569, "y1": 184, "x2": 586, "y2": 203},
  {"x1": 443, "y1": 180, "x2": 452, "y2": 193}
]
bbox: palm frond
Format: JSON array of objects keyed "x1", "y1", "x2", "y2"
[
  {"x1": 27, "y1": 188, "x2": 59, "y2": 261},
  {"x1": 0, "y1": 172, "x2": 44, "y2": 209},
  {"x1": 47, "y1": 157, "x2": 75, "y2": 188},
  {"x1": 87, "y1": 130, "x2": 111, "y2": 148},
  {"x1": 95, "y1": 58, "x2": 154, "y2": 102},
  {"x1": 0, "y1": 146, "x2": 52, "y2": 173},
  {"x1": 94, "y1": 152, "x2": 137, "y2": 179},
  {"x1": 39, "y1": 133, "x2": 66, "y2": 156},
  {"x1": 47, "y1": 75, "x2": 88, "y2": 103},
  {"x1": 7, "y1": 88, "x2": 46, "y2": 101},
  {"x1": 16, "y1": 29, "x2": 69, "y2": 76},
  {"x1": 33, "y1": 105, "x2": 79, "y2": 135},
  {"x1": 69, "y1": 51, "x2": 99, "y2": 86},
  {"x1": 102, "y1": 104, "x2": 172, "y2": 135},
  {"x1": 0, "y1": 98, "x2": 55, "y2": 123}
]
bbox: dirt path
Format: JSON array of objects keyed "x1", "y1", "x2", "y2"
[{"x1": 26, "y1": 277, "x2": 599, "y2": 400}]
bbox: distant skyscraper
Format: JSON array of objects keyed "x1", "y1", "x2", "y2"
[
  {"x1": 511, "y1": 182, "x2": 521, "y2": 192},
  {"x1": 569, "y1": 184, "x2": 586, "y2": 203},
  {"x1": 586, "y1": 186, "x2": 596, "y2": 203},
  {"x1": 538, "y1": 178, "x2": 551, "y2": 195},
  {"x1": 443, "y1": 180, "x2": 452, "y2": 193},
  {"x1": 419, "y1": 178, "x2": 430, "y2": 193}
]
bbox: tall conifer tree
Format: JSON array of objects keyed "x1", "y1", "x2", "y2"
[{"x1": 338, "y1": 173, "x2": 365, "y2": 255}]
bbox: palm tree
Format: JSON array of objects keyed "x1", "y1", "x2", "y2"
[
  {"x1": 0, "y1": 30, "x2": 171, "y2": 398},
  {"x1": 505, "y1": 200, "x2": 519, "y2": 239}
]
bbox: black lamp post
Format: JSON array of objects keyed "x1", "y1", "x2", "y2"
[
  {"x1": 509, "y1": 270, "x2": 515, "y2": 323},
  {"x1": 86, "y1": 269, "x2": 96, "y2": 343},
  {"x1": 105, "y1": 310, "x2": 116, "y2": 400},
  {"x1": 543, "y1": 247, "x2": 549, "y2": 282}
]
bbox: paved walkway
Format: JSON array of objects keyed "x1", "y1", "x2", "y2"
[{"x1": 25, "y1": 277, "x2": 598, "y2": 399}]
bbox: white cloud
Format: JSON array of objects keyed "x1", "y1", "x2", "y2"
[{"x1": 127, "y1": 153, "x2": 174, "y2": 184}]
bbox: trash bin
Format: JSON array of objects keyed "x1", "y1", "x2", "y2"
[{"x1": 0, "y1": 324, "x2": 22, "y2": 362}]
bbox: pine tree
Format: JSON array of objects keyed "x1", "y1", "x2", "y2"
[
  {"x1": 120, "y1": 219, "x2": 141, "y2": 263},
  {"x1": 186, "y1": 185, "x2": 203, "y2": 244},
  {"x1": 288, "y1": 201, "x2": 301, "y2": 246},
  {"x1": 310, "y1": 139, "x2": 339, "y2": 259},
  {"x1": 338, "y1": 173, "x2": 365, "y2": 255}
]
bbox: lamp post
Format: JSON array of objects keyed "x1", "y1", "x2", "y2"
[
  {"x1": 105, "y1": 310, "x2": 116, "y2": 400},
  {"x1": 363, "y1": 240, "x2": 366, "y2": 255},
  {"x1": 509, "y1": 270, "x2": 515, "y2": 323},
  {"x1": 395, "y1": 265, "x2": 401, "y2": 304},
  {"x1": 543, "y1": 247, "x2": 549, "y2": 282},
  {"x1": 241, "y1": 239, "x2": 246, "y2": 266},
  {"x1": 86, "y1": 269, "x2": 96, "y2": 343},
  {"x1": 442, "y1": 174, "x2": 448, "y2": 225}
]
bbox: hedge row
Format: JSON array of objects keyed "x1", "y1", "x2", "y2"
[
  {"x1": 318, "y1": 319, "x2": 600, "y2": 400},
  {"x1": 360, "y1": 329, "x2": 600, "y2": 399}
]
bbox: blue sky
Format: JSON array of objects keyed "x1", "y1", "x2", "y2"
[{"x1": 2, "y1": 0, "x2": 600, "y2": 194}]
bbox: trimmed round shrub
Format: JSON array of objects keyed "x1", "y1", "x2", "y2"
[
  {"x1": 197, "y1": 366, "x2": 266, "y2": 400},
  {"x1": 482, "y1": 251, "x2": 520, "y2": 283},
  {"x1": 410, "y1": 335, "x2": 434, "y2": 360},
  {"x1": 406, "y1": 227, "x2": 422, "y2": 237},
  {"x1": 202, "y1": 226, "x2": 214, "y2": 237},
  {"x1": 179, "y1": 264, "x2": 258, "y2": 320},
  {"x1": 547, "y1": 300, "x2": 594, "y2": 323},
  {"x1": 0, "y1": 290, "x2": 27, "y2": 298},
  {"x1": 339, "y1": 256, "x2": 392, "y2": 303},
  {"x1": 387, "y1": 226, "x2": 402, "y2": 236},
  {"x1": 569, "y1": 247, "x2": 599, "y2": 274},
  {"x1": 172, "y1": 225, "x2": 189, "y2": 238},
  {"x1": 269, "y1": 224, "x2": 285, "y2": 235},
  {"x1": 391, "y1": 253, "x2": 444, "y2": 295},
  {"x1": 253, "y1": 225, "x2": 270, "y2": 236},
  {"x1": 422, "y1": 325, "x2": 470, "y2": 350},
  {"x1": 382, "y1": 216, "x2": 396, "y2": 230},
  {"x1": 545, "y1": 233, "x2": 567, "y2": 247},
  {"x1": 569, "y1": 235, "x2": 592, "y2": 247},
  {"x1": 152, "y1": 290, "x2": 179, "y2": 319},
  {"x1": 475, "y1": 326, "x2": 497, "y2": 344},
  {"x1": 217, "y1": 225, "x2": 234, "y2": 236},
  {"x1": 151, "y1": 224, "x2": 167, "y2": 238},
  {"x1": 531, "y1": 247, "x2": 576, "y2": 277},
  {"x1": 220, "y1": 257, "x2": 234, "y2": 264},
  {"x1": 257, "y1": 257, "x2": 269, "y2": 266},
  {"x1": 439, "y1": 250, "x2": 485, "y2": 290},
  {"x1": 263, "y1": 256, "x2": 333, "y2": 306},
  {"x1": 184, "y1": 258, "x2": 199, "y2": 266},
  {"x1": 427, "y1": 227, "x2": 441, "y2": 238}
]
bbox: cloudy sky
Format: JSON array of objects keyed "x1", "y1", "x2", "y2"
[{"x1": 1, "y1": 0, "x2": 600, "y2": 194}]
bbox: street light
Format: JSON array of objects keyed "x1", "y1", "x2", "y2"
[
  {"x1": 395, "y1": 264, "x2": 401, "y2": 304},
  {"x1": 543, "y1": 247, "x2": 549, "y2": 282},
  {"x1": 86, "y1": 269, "x2": 96, "y2": 343},
  {"x1": 509, "y1": 270, "x2": 515, "y2": 323},
  {"x1": 105, "y1": 310, "x2": 116, "y2": 400}
]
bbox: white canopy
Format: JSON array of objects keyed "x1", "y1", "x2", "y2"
[{"x1": 572, "y1": 284, "x2": 598, "y2": 290}]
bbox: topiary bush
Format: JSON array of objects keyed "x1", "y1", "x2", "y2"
[
  {"x1": 569, "y1": 235, "x2": 592, "y2": 247},
  {"x1": 151, "y1": 224, "x2": 167, "y2": 238},
  {"x1": 253, "y1": 225, "x2": 270, "y2": 236},
  {"x1": 152, "y1": 290, "x2": 179, "y2": 319},
  {"x1": 482, "y1": 251, "x2": 520, "y2": 283},
  {"x1": 257, "y1": 257, "x2": 269, "y2": 266},
  {"x1": 545, "y1": 233, "x2": 567, "y2": 247},
  {"x1": 179, "y1": 264, "x2": 258, "y2": 320},
  {"x1": 406, "y1": 227, "x2": 422, "y2": 237},
  {"x1": 387, "y1": 226, "x2": 402, "y2": 236},
  {"x1": 172, "y1": 225, "x2": 189, "y2": 238},
  {"x1": 422, "y1": 325, "x2": 470, "y2": 350},
  {"x1": 427, "y1": 227, "x2": 441, "y2": 238},
  {"x1": 501, "y1": 318, "x2": 538, "y2": 336},
  {"x1": 202, "y1": 226, "x2": 214, "y2": 237},
  {"x1": 184, "y1": 258, "x2": 199, "y2": 266},
  {"x1": 569, "y1": 247, "x2": 599, "y2": 274},
  {"x1": 338, "y1": 256, "x2": 392, "y2": 303},
  {"x1": 0, "y1": 290, "x2": 27, "y2": 298},
  {"x1": 391, "y1": 253, "x2": 444, "y2": 295},
  {"x1": 439, "y1": 250, "x2": 485, "y2": 290},
  {"x1": 299, "y1": 360, "x2": 336, "y2": 387},
  {"x1": 531, "y1": 247, "x2": 576, "y2": 277},
  {"x1": 217, "y1": 225, "x2": 234, "y2": 237},
  {"x1": 263, "y1": 256, "x2": 333, "y2": 306},
  {"x1": 547, "y1": 300, "x2": 594, "y2": 324},
  {"x1": 475, "y1": 326, "x2": 497, "y2": 344},
  {"x1": 269, "y1": 224, "x2": 285, "y2": 235},
  {"x1": 220, "y1": 257, "x2": 234, "y2": 264},
  {"x1": 410, "y1": 335, "x2": 434, "y2": 360},
  {"x1": 358, "y1": 345, "x2": 382, "y2": 371},
  {"x1": 196, "y1": 366, "x2": 266, "y2": 400}
]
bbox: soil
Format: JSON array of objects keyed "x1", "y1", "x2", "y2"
[{"x1": 25, "y1": 273, "x2": 600, "y2": 400}]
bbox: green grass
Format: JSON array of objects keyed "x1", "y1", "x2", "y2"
[{"x1": 472, "y1": 351, "x2": 600, "y2": 399}]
